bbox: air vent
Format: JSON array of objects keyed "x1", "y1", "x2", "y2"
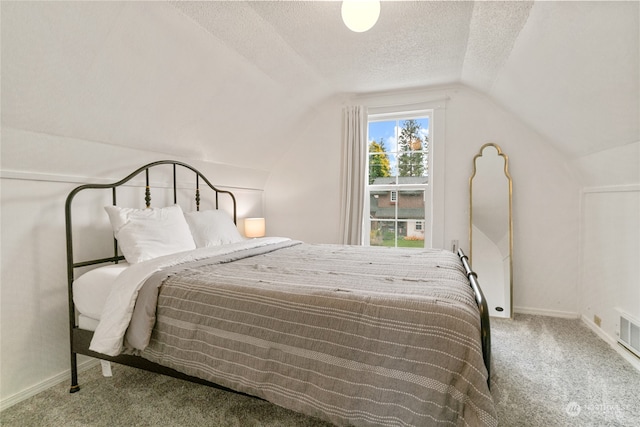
[{"x1": 618, "y1": 311, "x2": 640, "y2": 359}]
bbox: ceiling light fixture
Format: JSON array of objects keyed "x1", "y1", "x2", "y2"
[{"x1": 341, "y1": 0, "x2": 380, "y2": 33}]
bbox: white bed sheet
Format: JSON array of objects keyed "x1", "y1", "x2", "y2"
[
  {"x1": 78, "y1": 314, "x2": 100, "y2": 331},
  {"x1": 73, "y1": 263, "x2": 130, "y2": 323}
]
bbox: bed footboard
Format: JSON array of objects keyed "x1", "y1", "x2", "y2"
[{"x1": 458, "y1": 248, "x2": 491, "y2": 388}]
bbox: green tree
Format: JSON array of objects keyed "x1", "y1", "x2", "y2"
[
  {"x1": 368, "y1": 138, "x2": 391, "y2": 184},
  {"x1": 397, "y1": 119, "x2": 428, "y2": 177}
]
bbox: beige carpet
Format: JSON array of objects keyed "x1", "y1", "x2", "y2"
[
  {"x1": 2, "y1": 314, "x2": 639, "y2": 426},
  {"x1": 490, "y1": 315, "x2": 640, "y2": 426}
]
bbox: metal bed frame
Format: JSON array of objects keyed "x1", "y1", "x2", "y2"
[{"x1": 65, "y1": 160, "x2": 491, "y2": 394}]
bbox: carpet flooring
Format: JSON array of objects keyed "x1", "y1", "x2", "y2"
[
  {"x1": 2, "y1": 314, "x2": 639, "y2": 426},
  {"x1": 491, "y1": 315, "x2": 640, "y2": 426}
]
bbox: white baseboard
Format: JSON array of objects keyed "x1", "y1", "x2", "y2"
[
  {"x1": 514, "y1": 306, "x2": 580, "y2": 319},
  {"x1": 581, "y1": 315, "x2": 640, "y2": 373},
  {"x1": 0, "y1": 359, "x2": 99, "y2": 412}
]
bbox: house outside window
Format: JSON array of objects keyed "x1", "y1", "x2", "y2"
[{"x1": 365, "y1": 111, "x2": 432, "y2": 248}]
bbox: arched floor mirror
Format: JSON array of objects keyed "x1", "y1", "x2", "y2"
[{"x1": 470, "y1": 143, "x2": 513, "y2": 319}]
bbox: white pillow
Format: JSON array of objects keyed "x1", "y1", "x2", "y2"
[
  {"x1": 104, "y1": 205, "x2": 196, "y2": 263},
  {"x1": 183, "y1": 210, "x2": 244, "y2": 247}
]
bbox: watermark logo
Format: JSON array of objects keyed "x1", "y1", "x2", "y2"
[
  {"x1": 565, "y1": 401, "x2": 622, "y2": 420},
  {"x1": 566, "y1": 401, "x2": 582, "y2": 417}
]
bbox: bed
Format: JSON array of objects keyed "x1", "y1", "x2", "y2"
[{"x1": 65, "y1": 160, "x2": 495, "y2": 427}]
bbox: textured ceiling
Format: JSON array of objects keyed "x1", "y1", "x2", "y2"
[
  {"x1": 2, "y1": 1, "x2": 638, "y2": 170},
  {"x1": 173, "y1": 1, "x2": 529, "y2": 94}
]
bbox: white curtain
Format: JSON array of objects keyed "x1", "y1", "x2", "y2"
[{"x1": 339, "y1": 106, "x2": 367, "y2": 245}]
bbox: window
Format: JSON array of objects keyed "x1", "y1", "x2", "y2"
[{"x1": 365, "y1": 111, "x2": 432, "y2": 248}]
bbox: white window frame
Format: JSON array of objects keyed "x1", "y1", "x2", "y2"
[
  {"x1": 365, "y1": 109, "x2": 434, "y2": 248},
  {"x1": 353, "y1": 91, "x2": 447, "y2": 249}
]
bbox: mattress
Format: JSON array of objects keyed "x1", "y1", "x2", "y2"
[{"x1": 73, "y1": 263, "x2": 129, "y2": 330}]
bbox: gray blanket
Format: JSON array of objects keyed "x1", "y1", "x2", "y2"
[{"x1": 130, "y1": 242, "x2": 497, "y2": 426}]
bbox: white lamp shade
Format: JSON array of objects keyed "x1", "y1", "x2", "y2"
[
  {"x1": 244, "y1": 217, "x2": 266, "y2": 238},
  {"x1": 341, "y1": 0, "x2": 380, "y2": 33}
]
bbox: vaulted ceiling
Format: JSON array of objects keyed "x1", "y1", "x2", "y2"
[{"x1": 2, "y1": 1, "x2": 638, "y2": 171}]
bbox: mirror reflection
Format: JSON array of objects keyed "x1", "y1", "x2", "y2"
[{"x1": 470, "y1": 143, "x2": 513, "y2": 318}]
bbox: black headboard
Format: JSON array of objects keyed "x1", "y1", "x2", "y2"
[{"x1": 65, "y1": 159, "x2": 237, "y2": 278}]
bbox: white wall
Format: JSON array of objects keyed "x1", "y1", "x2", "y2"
[
  {"x1": 265, "y1": 85, "x2": 582, "y2": 317},
  {"x1": 574, "y1": 142, "x2": 640, "y2": 358},
  {"x1": 264, "y1": 96, "x2": 346, "y2": 243},
  {"x1": 0, "y1": 127, "x2": 268, "y2": 409},
  {"x1": 446, "y1": 88, "x2": 581, "y2": 317}
]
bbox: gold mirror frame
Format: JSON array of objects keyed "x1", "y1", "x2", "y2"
[{"x1": 469, "y1": 143, "x2": 513, "y2": 318}]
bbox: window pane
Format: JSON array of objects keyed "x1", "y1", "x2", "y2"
[
  {"x1": 396, "y1": 221, "x2": 425, "y2": 248},
  {"x1": 369, "y1": 190, "x2": 395, "y2": 220},
  {"x1": 397, "y1": 190, "x2": 425, "y2": 220},
  {"x1": 398, "y1": 190, "x2": 427, "y2": 248},
  {"x1": 397, "y1": 152, "x2": 428, "y2": 184},
  {"x1": 369, "y1": 220, "x2": 394, "y2": 247},
  {"x1": 397, "y1": 117, "x2": 429, "y2": 183},
  {"x1": 368, "y1": 120, "x2": 396, "y2": 184},
  {"x1": 368, "y1": 121, "x2": 396, "y2": 154}
]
